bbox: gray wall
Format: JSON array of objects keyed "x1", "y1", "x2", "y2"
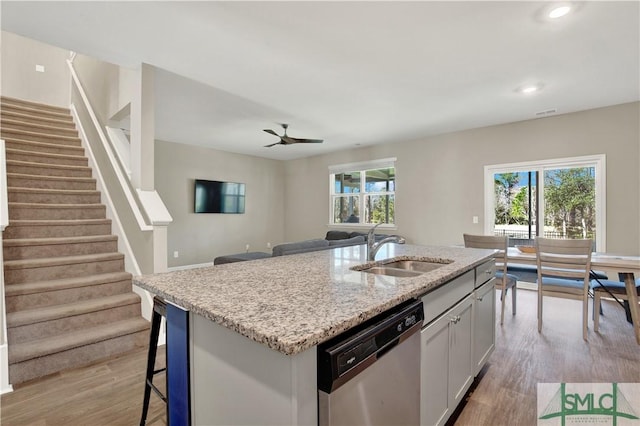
[
  {"x1": 71, "y1": 54, "x2": 155, "y2": 273},
  {"x1": 155, "y1": 140, "x2": 286, "y2": 267},
  {"x1": 284, "y1": 102, "x2": 640, "y2": 256},
  {"x1": 1, "y1": 31, "x2": 70, "y2": 107}
]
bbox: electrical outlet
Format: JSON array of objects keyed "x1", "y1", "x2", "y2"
[
  {"x1": 245, "y1": 244, "x2": 250, "y2": 252},
  {"x1": 35, "y1": 64, "x2": 45, "y2": 72},
  {"x1": 267, "y1": 242, "x2": 271, "y2": 249},
  {"x1": 173, "y1": 251, "x2": 179, "y2": 258},
  {"x1": 473, "y1": 216, "x2": 479, "y2": 224}
]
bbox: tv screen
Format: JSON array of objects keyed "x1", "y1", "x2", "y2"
[{"x1": 194, "y1": 179, "x2": 245, "y2": 214}]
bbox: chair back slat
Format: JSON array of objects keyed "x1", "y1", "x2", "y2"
[
  {"x1": 535, "y1": 238, "x2": 592, "y2": 281},
  {"x1": 463, "y1": 234, "x2": 507, "y2": 263}
]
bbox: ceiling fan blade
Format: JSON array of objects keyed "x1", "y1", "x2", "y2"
[
  {"x1": 264, "y1": 141, "x2": 283, "y2": 148},
  {"x1": 288, "y1": 137, "x2": 324, "y2": 144},
  {"x1": 262, "y1": 125, "x2": 322, "y2": 147}
]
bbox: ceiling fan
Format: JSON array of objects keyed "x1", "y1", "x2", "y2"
[{"x1": 263, "y1": 123, "x2": 323, "y2": 147}]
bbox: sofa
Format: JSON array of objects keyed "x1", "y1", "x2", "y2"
[{"x1": 213, "y1": 231, "x2": 375, "y2": 265}]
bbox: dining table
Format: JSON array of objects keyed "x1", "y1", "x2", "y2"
[{"x1": 506, "y1": 246, "x2": 640, "y2": 343}]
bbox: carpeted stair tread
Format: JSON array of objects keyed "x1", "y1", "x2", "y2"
[
  {"x1": 5, "y1": 138, "x2": 84, "y2": 155},
  {"x1": 3, "y1": 235, "x2": 118, "y2": 260},
  {"x1": 0, "y1": 128, "x2": 81, "y2": 144},
  {"x1": 9, "y1": 192, "x2": 100, "y2": 205},
  {"x1": 4, "y1": 271, "x2": 132, "y2": 296},
  {"x1": 9, "y1": 202, "x2": 104, "y2": 210},
  {"x1": 8, "y1": 187, "x2": 99, "y2": 195},
  {"x1": 7, "y1": 159, "x2": 91, "y2": 177},
  {"x1": 2, "y1": 218, "x2": 113, "y2": 239},
  {"x1": 7, "y1": 172, "x2": 94, "y2": 182},
  {"x1": 4, "y1": 252, "x2": 124, "y2": 270},
  {"x1": 1, "y1": 96, "x2": 71, "y2": 114},
  {"x1": 7, "y1": 317, "x2": 150, "y2": 364},
  {"x1": 6, "y1": 173, "x2": 96, "y2": 190},
  {"x1": 0, "y1": 106, "x2": 71, "y2": 122},
  {"x1": 7, "y1": 293, "x2": 141, "y2": 328},
  {"x1": 1, "y1": 118, "x2": 79, "y2": 136},
  {"x1": 6, "y1": 218, "x2": 111, "y2": 227},
  {"x1": 0, "y1": 109, "x2": 75, "y2": 127},
  {"x1": 6, "y1": 147, "x2": 87, "y2": 164},
  {"x1": 3, "y1": 234, "x2": 117, "y2": 248}
]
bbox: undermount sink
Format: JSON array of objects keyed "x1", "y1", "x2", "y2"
[
  {"x1": 360, "y1": 266, "x2": 423, "y2": 278},
  {"x1": 381, "y1": 260, "x2": 446, "y2": 273},
  {"x1": 352, "y1": 258, "x2": 451, "y2": 277}
]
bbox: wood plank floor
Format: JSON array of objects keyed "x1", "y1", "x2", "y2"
[
  {"x1": 1, "y1": 288, "x2": 638, "y2": 425},
  {"x1": 1, "y1": 343, "x2": 166, "y2": 425},
  {"x1": 453, "y1": 288, "x2": 640, "y2": 426}
]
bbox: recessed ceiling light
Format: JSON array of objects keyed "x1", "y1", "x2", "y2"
[
  {"x1": 514, "y1": 82, "x2": 545, "y2": 95},
  {"x1": 549, "y1": 5, "x2": 571, "y2": 19},
  {"x1": 521, "y1": 86, "x2": 539, "y2": 94}
]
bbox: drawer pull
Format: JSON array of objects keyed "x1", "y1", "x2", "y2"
[{"x1": 485, "y1": 269, "x2": 492, "y2": 275}]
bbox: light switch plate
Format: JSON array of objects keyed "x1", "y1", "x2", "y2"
[{"x1": 473, "y1": 216, "x2": 479, "y2": 224}]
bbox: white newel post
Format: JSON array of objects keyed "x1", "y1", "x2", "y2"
[{"x1": 130, "y1": 63, "x2": 155, "y2": 191}]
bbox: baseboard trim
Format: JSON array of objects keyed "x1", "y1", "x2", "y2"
[
  {"x1": 1, "y1": 343, "x2": 13, "y2": 394},
  {"x1": 168, "y1": 262, "x2": 214, "y2": 272}
]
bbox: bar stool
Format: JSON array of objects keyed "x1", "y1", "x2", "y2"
[{"x1": 140, "y1": 297, "x2": 168, "y2": 426}]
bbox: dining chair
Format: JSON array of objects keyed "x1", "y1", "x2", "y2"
[
  {"x1": 535, "y1": 238, "x2": 593, "y2": 340},
  {"x1": 592, "y1": 273, "x2": 640, "y2": 344},
  {"x1": 463, "y1": 234, "x2": 518, "y2": 325}
]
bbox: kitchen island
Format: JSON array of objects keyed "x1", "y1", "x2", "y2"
[{"x1": 133, "y1": 243, "x2": 495, "y2": 425}]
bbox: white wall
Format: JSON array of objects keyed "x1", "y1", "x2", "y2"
[
  {"x1": 155, "y1": 140, "x2": 286, "y2": 267},
  {"x1": 0, "y1": 31, "x2": 70, "y2": 107},
  {"x1": 283, "y1": 102, "x2": 640, "y2": 256}
]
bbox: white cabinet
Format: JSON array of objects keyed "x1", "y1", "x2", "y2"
[
  {"x1": 420, "y1": 294, "x2": 474, "y2": 426},
  {"x1": 420, "y1": 262, "x2": 495, "y2": 426},
  {"x1": 473, "y1": 277, "x2": 496, "y2": 376}
]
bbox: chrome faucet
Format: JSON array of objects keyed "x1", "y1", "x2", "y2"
[{"x1": 367, "y1": 223, "x2": 406, "y2": 261}]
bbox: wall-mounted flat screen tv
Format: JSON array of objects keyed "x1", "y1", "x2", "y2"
[{"x1": 194, "y1": 179, "x2": 245, "y2": 214}]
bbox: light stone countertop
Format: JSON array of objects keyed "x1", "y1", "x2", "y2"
[{"x1": 133, "y1": 243, "x2": 494, "y2": 356}]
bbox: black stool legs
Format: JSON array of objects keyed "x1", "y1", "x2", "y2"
[{"x1": 140, "y1": 297, "x2": 167, "y2": 426}]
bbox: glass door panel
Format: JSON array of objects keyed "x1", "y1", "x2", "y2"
[
  {"x1": 493, "y1": 171, "x2": 537, "y2": 245},
  {"x1": 543, "y1": 166, "x2": 596, "y2": 242}
]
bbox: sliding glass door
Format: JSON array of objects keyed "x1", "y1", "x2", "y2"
[{"x1": 485, "y1": 155, "x2": 604, "y2": 251}]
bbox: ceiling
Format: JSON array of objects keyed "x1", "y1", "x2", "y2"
[{"x1": 2, "y1": 1, "x2": 639, "y2": 161}]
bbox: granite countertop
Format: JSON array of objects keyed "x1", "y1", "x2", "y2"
[{"x1": 133, "y1": 244, "x2": 494, "y2": 356}]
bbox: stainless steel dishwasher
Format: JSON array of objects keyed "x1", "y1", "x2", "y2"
[{"x1": 317, "y1": 299, "x2": 424, "y2": 426}]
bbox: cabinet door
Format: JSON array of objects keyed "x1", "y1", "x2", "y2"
[
  {"x1": 473, "y1": 278, "x2": 496, "y2": 376},
  {"x1": 420, "y1": 295, "x2": 474, "y2": 426},
  {"x1": 420, "y1": 312, "x2": 451, "y2": 426},
  {"x1": 447, "y1": 296, "x2": 474, "y2": 411}
]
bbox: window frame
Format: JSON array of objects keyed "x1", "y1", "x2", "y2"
[
  {"x1": 483, "y1": 154, "x2": 606, "y2": 252},
  {"x1": 329, "y1": 158, "x2": 397, "y2": 228}
]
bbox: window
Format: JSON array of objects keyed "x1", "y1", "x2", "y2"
[
  {"x1": 329, "y1": 158, "x2": 396, "y2": 225},
  {"x1": 484, "y1": 155, "x2": 606, "y2": 251}
]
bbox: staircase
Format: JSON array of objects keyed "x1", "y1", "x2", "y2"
[{"x1": 1, "y1": 96, "x2": 150, "y2": 385}]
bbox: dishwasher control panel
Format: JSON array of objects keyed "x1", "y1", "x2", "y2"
[{"x1": 317, "y1": 299, "x2": 424, "y2": 393}]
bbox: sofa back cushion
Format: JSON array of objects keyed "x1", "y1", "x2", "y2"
[
  {"x1": 328, "y1": 235, "x2": 366, "y2": 247},
  {"x1": 325, "y1": 230, "x2": 351, "y2": 240},
  {"x1": 272, "y1": 239, "x2": 330, "y2": 256}
]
